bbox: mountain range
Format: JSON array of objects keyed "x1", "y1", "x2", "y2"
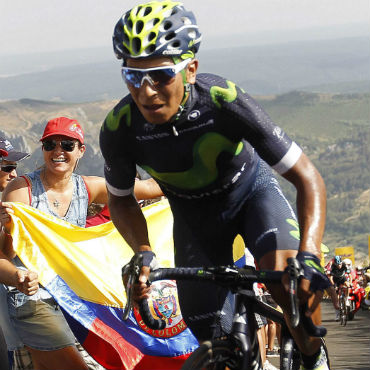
[{"x1": 0, "y1": 36, "x2": 369, "y2": 102}]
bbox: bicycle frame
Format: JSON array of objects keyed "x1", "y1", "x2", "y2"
[{"x1": 232, "y1": 288, "x2": 299, "y2": 370}]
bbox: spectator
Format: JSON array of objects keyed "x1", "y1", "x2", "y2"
[
  {"x1": 0, "y1": 136, "x2": 31, "y2": 370},
  {"x1": 0, "y1": 117, "x2": 162, "y2": 370},
  {"x1": 0, "y1": 136, "x2": 30, "y2": 192}
]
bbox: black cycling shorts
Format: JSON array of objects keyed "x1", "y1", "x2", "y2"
[{"x1": 168, "y1": 160, "x2": 299, "y2": 340}]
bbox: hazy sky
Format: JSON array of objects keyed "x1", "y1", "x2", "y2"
[{"x1": 1, "y1": 0, "x2": 369, "y2": 56}]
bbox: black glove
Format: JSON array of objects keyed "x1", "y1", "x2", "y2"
[
  {"x1": 296, "y1": 251, "x2": 331, "y2": 291},
  {"x1": 137, "y1": 250, "x2": 159, "y2": 270}
]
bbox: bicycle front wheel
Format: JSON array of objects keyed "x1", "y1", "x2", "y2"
[
  {"x1": 181, "y1": 339, "x2": 242, "y2": 370},
  {"x1": 339, "y1": 294, "x2": 347, "y2": 326}
]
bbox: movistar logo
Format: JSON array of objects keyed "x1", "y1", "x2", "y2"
[
  {"x1": 286, "y1": 218, "x2": 329, "y2": 254},
  {"x1": 210, "y1": 80, "x2": 238, "y2": 108},
  {"x1": 104, "y1": 104, "x2": 132, "y2": 131},
  {"x1": 142, "y1": 132, "x2": 244, "y2": 189},
  {"x1": 304, "y1": 259, "x2": 324, "y2": 273}
]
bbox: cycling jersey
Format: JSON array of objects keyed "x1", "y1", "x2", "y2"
[
  {"x1": 100, "y1": 73, "x2": 302, "y2": 200},
  {"x1": 100, "y1": 73, "x2": 302, "y2": 339},
  {"x1": 330, "y1": 264, "x2": 347, "y2": 285}
]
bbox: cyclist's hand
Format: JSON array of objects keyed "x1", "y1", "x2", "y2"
[
  {"x1": 296, "y1": 251, "x2": 332, "y2": 315},
  {"x1": 133, "y1": 266, "x2": 151, "y2": 301},
  {"x1": 123, "y1": 251, "x2": 159, "y2": 304}
]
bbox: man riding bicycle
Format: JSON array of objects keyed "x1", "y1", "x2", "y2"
[
  {"x1": 329, "y1": 256, "x2": 351, "y2": 320},
  {"x1": 99, "y1": 2, "x2": 331, "y2": 369}
]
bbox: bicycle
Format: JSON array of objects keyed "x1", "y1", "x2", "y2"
[
  {"x1": 123, "y1": 256, "x2": 328, "y2": 370},
  {"x1": 337, "y1": 286, "x2": 349, "y2": 326}
]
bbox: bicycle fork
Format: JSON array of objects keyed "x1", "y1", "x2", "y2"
[{"x1": 230, "y1": 294, "x2": 262, "y2": 370}]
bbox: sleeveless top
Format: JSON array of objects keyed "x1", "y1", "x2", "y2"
[
  {"x1": 2, "y1": 169, "x2": 90, "y2": 349},
  {"x1": 24, "y1": 168, "x2": 89, "y2": 227}
]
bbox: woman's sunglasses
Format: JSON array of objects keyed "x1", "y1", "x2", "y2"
[
  {"x1": 1, "y1": 164, "x2": 17, "y2": 173},
  {"x1": 121, "y1": 58, "x2": 191, "y2": 89},
  {"x1": 42, "y1": 140, "x2": 77, "y2": 152}
]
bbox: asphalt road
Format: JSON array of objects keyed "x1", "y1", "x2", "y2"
[
  {"x1": 322, "y1": 300, "x2": 370, "y2": 369},
  {"x1": 269, "y1": 300, "x2": 370, "y2": 369}
]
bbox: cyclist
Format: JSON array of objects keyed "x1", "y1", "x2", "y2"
[
  {"x1": 100, "y1": 2, "x2": 331, "y2": 369},
  {"x1": 329, "y1": 256, "x2": 350, "y2": 320}
]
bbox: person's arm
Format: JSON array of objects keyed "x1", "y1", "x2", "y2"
[
  {"x1": 282, "y1": 152, "x2": 326, "y2": 259},
  {"x1": 282, "y1": 152, "x2": 328, "y2": 313},
  {"x1": 108, "y1": 191, "x2": 153, "y2": 299},
  {"x1": 0, "y1": 253, "x2": 39, "y2": 295},
  {"x1": 0, "y1": 177, "x2": 30, "y2": 254},
  {"x1": 83, "y1": 176, "x2": 164, "y2": 206},
  {"x1": 134, "y1": 178, "x2": 163, "y2": 200},
  {"x1": 0, "y1": 177, "x2": 39, "y2": 295},
  {"x1": 83, "y1": 176, "x2": 108, "y2": 205},
  {"x1": 108, "y1": 192, "x2": 151, "y2": 252}
]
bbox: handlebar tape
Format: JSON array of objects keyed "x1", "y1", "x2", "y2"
[{"x1": 139, "y1": 299, "x2": 166, "y2": 330}]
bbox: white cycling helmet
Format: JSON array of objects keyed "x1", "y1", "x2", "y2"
[{"x1": 343, "y1": 258, "x2": 352, "y2": 268}]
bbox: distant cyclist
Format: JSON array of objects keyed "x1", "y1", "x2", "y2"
[
  {"x1": 329, "y1": 256, "x2": 350, "y2": 320},
  {"x1": 100, "y1": 2, "x2": 331, "y2": 369}
]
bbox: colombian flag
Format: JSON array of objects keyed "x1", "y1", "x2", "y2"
[{"x1": 8, "y1": 200, "x2": 198, "y2": 370}]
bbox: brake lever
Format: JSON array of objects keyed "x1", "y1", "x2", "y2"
[
  {"x1": 122, "y1": 254, "x2": 143, "y2": 320},
  {"x1": 286, "y1": 257, "x2": 302, "y2": 328}
]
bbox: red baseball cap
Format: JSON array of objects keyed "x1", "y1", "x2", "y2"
[{"x1": 40, "y1": 117, "x2": 84, "y2": 144}]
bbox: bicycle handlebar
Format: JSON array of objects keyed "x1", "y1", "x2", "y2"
[{"x1": 123, "y1": 258, "x2": 327, "y2": 337}]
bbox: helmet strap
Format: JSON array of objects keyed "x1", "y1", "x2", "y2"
[{"x1": 171, "y1": 57, "x2": 191, "y2": 123}]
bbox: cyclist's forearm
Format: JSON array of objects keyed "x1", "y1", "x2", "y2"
[
  {"x1": 282, "y1": 153, "x2": 326, "y2": 258},
  {"x1": 108, "y1": 192, "x2": 151, "y2": 253}
]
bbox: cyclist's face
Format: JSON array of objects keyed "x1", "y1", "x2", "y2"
[{"x1": 125, "y1": 56, "x2": 198, "y2": 124}]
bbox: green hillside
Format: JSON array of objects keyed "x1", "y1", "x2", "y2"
[{"x1": 256, "y1": 92, "x2": 370, "y2": 262}]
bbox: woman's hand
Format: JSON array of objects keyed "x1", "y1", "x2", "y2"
[
  {"x1": 0, "y1": 201, "x2": 14, "y2": 230},
  {"x1": 14, "y1": 269, "x2": 39, "y2": 296}
]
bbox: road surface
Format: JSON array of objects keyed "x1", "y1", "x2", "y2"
[{"x1": 269, "y1": 300, "x2": 370, "y2": 369}]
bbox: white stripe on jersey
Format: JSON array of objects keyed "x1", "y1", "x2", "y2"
[
  {"x1": 106, "y1": 181, "x2": 134, "y2": 197},
  {"x1": 272, "y1": 142, "x2": 302, "y2": 174}
]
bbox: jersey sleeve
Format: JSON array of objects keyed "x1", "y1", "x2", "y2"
[
  {"x1": 99, "y1": 100, "x2": 137, "y2": 196},
  {"x1": 212, "y1": 76, "x2": 302, "y2": 174}
]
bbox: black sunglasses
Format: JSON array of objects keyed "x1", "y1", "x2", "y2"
[
  {"x1": 1, "y1": 165, "x2": 17, "y2": 173},
  {"x1": 42, "y1": 140, "x2": 77, "y2": 152}
]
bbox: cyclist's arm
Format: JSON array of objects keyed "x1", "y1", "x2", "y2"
[
  {"x1": 108, "y1": 191, "x2": 151, "y2": 253},
  {"x1": 108, "y1": 191, "x2": 152, "y2": 300},
  {"x1": 328, "y1": 275, "x2": 335, "y2": 285},
  {"x1": 281, "y1": 152, "x2": 327, "y2": 311},
  {"x1": 281, "y1": 152, "x2": 326, "y2": 259}
]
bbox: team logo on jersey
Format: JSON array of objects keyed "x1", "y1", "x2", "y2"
[
  {"x1": 188, "y1": 110, "x2": 200, "y2": 121},
  {"x1": 133, "y1": 280, "x2": 188, "y2": 338}
]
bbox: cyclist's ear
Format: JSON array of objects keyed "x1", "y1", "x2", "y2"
[{"x1": 186, "y1": 59, "x2": 198, "y2": 85}]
